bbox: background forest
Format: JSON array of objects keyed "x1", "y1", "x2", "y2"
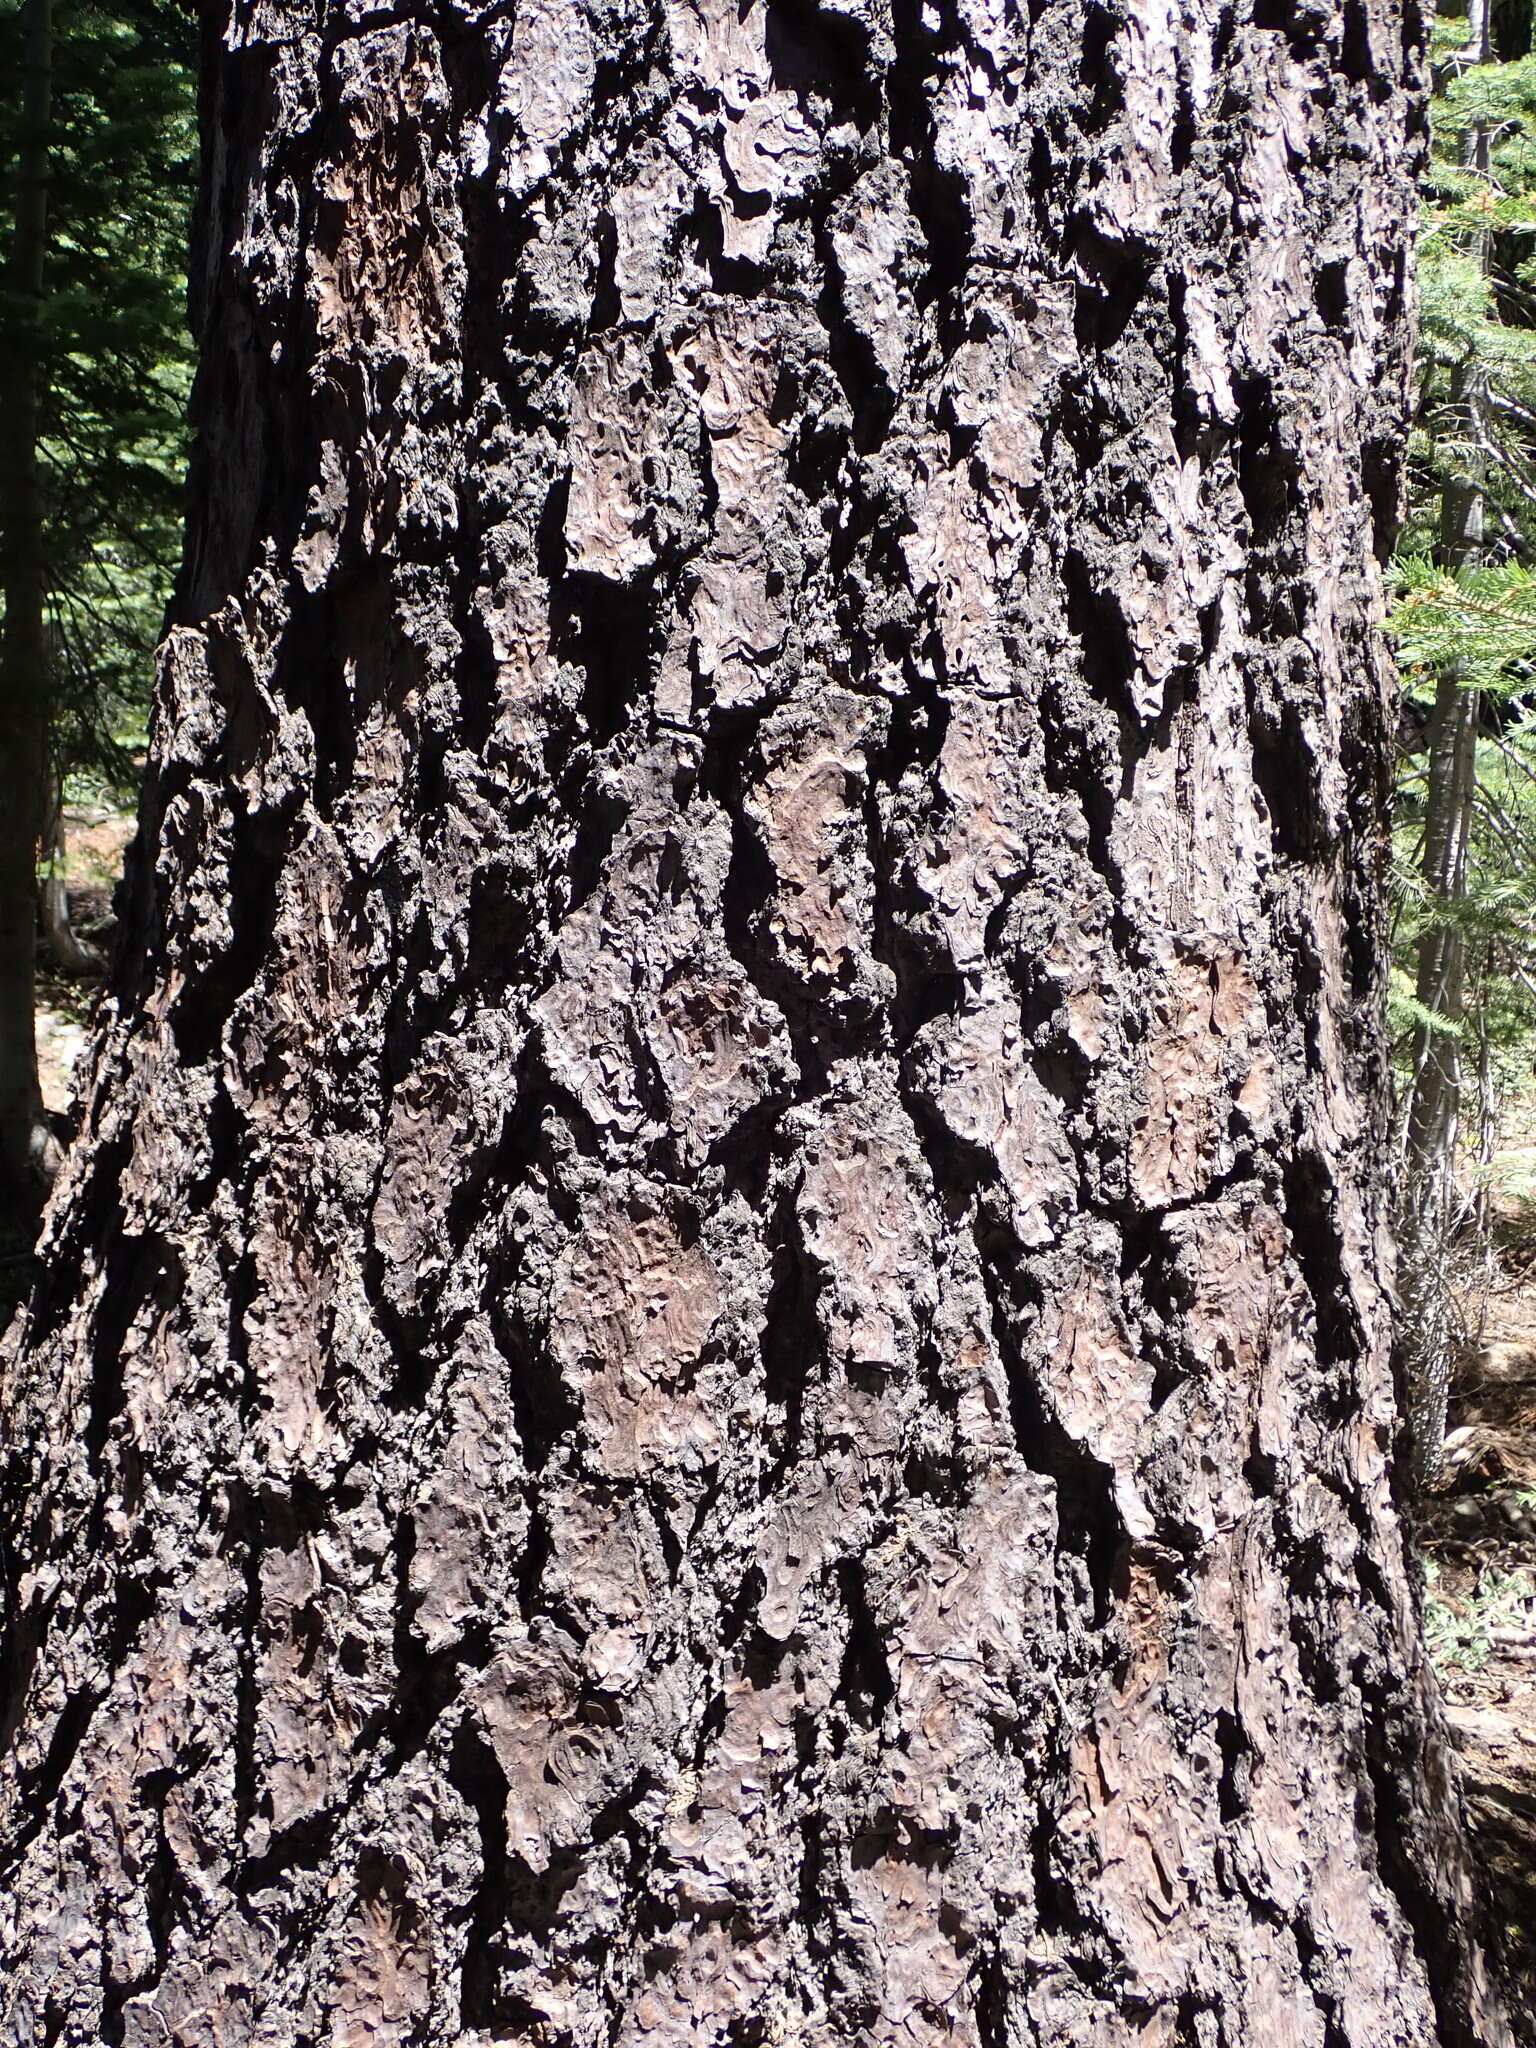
[{"x1": 0, "y1": 0, "x2": 192, "y2": 808}]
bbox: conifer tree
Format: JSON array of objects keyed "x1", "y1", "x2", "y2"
[{"x1": 0, "y1": 0, "x2": 1514, "y2": 2039}]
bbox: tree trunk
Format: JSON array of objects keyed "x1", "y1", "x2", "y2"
[
  {"x1": 38, "y1": 767, "x2": 104, "y2": 980},
  {"x1": 0, "y1": 0, "x2": 1514, "y2": 2042},
  {"x1": 1400, "y1": 459, "x2": 1485, "y2": 1490},
  {"x1": 0, "y1": 0, "x2": 53, "y2": 1200},
  {"x1": 1397, "y1": 33, "x2": 1496, "y2": 1491}
]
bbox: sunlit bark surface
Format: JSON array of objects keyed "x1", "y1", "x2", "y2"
[{"x1": 0, "y1": 0, "x2": 1514, "y2": 2042}]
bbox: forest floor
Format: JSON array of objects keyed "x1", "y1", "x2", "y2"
[{"x1": 1418, "y1": 1123, "x2": 1536, "y2": 2018}]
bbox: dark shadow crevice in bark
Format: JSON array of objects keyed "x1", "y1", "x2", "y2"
[
  {"x1": 167, "y1": 803, "x2": 293, "y2": 1069},
  {"x1": 1213, "y1": 1706, "x2": 1251, "y2": 1823},
  {"x1": 1074, "y1": 0, "x2": 1125, "y2": 136},
  {"x1": 581, "y1": 0, "x2": 671, "y2": 138},
  {"x1": 715, "y1": 781, "x2": 840, "y2": 1092},
  {"x1": 1248, "y1": 683, "x2": 1328, "y2": 862},
  {"x1": 864, "y1": 690, "x2": 962, "y2": 1047},
  {"x1": 0, "y1": 1509, "x2": 59, "y2": 1771},
  {"x1": 976, "y1": 1259, "x2": 1122, "y2": 1630},
  {"x1": 974, "y1": 1942, "x2": 1012, "y2": 2048},
  {"x1": 759, "y1": 1186, "x2": 822, "y2": 1477},
  {"x1": 373, "y1": 909, "x2": 449, "y2": 1101},
  {"x1": 1121, "y1": 1220, "x2": 1194, "y2": 1414},
  {"x1": 886, "y1": 0, "x2": 972, "y2": 348},
  {"x1": 1242, "y1": 1441, "x2": 1280, "y2": 1499},
  {"x1": 645, "y1": 1488, "x2": 686, "y2": 1586},
  {"x1": 1281, "y1": 1518, "x2": 1346, "y2": 1709},
  {"x1": 1034, "y1": 663, "x2": 1136, "y2": 962},
  {"x1": 453, "y1": 576, "x2": 501, "y2": 758},
  {"x1": 682, "y1": 190, "x2": 771, "y2": 301},
  {"x1": 1340, "y1": 0, "x2": 1383, "y2": 90},
  {"x1": 290, "y1": 576, "x2": 369, "y2": 808},
  {"x1": 441, "y1": 22, "x2": 526, "y2": 369},
  {"x1": 1314, "y1": 259, "x2": 1350, "y2": 338},
  {"x1": 703, "y1": 1061, "x2": 801, "y2": 1206},
  {"x1": 449, "y1": 1715, "x2": 514, "y2": 2027},
  {"x1": 1029, "y1": 1783, "x2": 1112, "y2": 1969},
  {"x1": 0, "y1": 1564, "x2": 153, "y2": 1890},
  {"x1": 18, "y1": 1125, "x2": 132, "y2": 1357},
  {"x1": 367, "y1": 1160, "x2": 478, "y2": 1414},
  {"x1": 1169, "y1": 72, "x2": 1198, "y2": 177},
  {"x1": 371, "y1": 1305, "x2": 440, "y2": 1418},
  {"x1": 99, "y1": 1791, "x2": 185, "y2": 2042},
  {"x1": 492, "y1": 1300, "x2": 583, "y2": 1473},
  {"x1": 1292, "y1": 1913, "x2": 1352, "y2": 2048},
  {"x1": 815, "y1": 222, "x2": 897, "y2": 454},
  {"x1": 379, "y1": 1507, "x2": 485, "y2": 1769},
  {"x1": 463, "y1": 848, "x2": 547, "y2": 998},
  {"x1": 0, "y1": 1686, "x2": 104, "y2": 1877},
  {"x1": 1233, "y1": 376, "x2": 1299, "y2": 549},
  {"x1": 1173, "y1": 1993, "x2": 1228, "y2": 2048},
  {"x1": 585, "y1": 209, "x2": 622, "y2": 334},
  {"x1": 764, "y1": 0, "x2": 879, "y2": 130},
  {"x1": 1071, "y1": 227, "x2": 1155, "y2": 356},
  {"x1": 552, "y1": 569, "x2": 657, "y2": 757},
  {"x1": 718, "y1": 1579, "x2": 772, "y2": 1676},
  {"x1": 221, "y1": 1478, "x2": 264, "y2": 1843},
  {"x1": 1251, "y1": 0, "x2": 1325, "y2": 55},
  {"x1": 1167, "y1": 274, "x2": 1221, "y2": 469},
  {"x1": 84, "y1": 1233, "x2": 183, "y2": 1472},
  {"x1": 905, "y1": 1080, "x2": 1047, "y2": 1281},
  {"x1": 1280, "y1": 1148, "x2": 1359, "y2": 1383},
  {"x1": 237, "y1": 1804, "x2": 343, "y2": 1905},
  {"x1": 1062, "y1": 549, "x2": 1137, "y2": 729},
  {"x1": 444, "y1": 1062, "x2": 590, "y2": 1464},
  {"x1": 1360, "y1": 435, "x2": 1402, "y2": 564},
  {"x1": 511, "y1": 1499, "x2": 554, "y2": 1630},
  {"x1": 836, "y1": 1559, "x2": 894, "y2": 1726}
]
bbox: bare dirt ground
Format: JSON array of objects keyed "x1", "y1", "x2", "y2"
[{"x1": 1420, "y1": 1161, "x2": 1536, "y2": 2022}]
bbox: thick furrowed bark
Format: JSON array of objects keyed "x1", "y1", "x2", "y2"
[{"x1": 0, "y1": 1, "x2": 1514, "y2": 2043}]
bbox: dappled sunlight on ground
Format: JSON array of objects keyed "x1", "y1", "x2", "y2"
[{"x1": 1423, "y1": 1186, "x2": 1536, "y2": 2012}]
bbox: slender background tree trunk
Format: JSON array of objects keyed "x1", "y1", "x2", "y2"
[
  {"x1": 39, "y1": 761, "x2": 103, "y2": 979},
  {"x1": 0, "y1": 0, "x2": 54, "y2": 1198},
  {"x1": 1400, "y1": 453, "x2": 1485, "y2": 1488},
  {"x1": 1400, "y1": 650, "x2": 1479, "y2": 1453},
  {"x1": 0, "y1": 0, "x2": 1515, "y2": 2042},
  {"x1": 1397, "y1": 2, "x2": 1496, "y2": 1491}
]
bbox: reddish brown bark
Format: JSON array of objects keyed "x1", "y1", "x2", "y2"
[{"x1": 0, "y1": 0, "x2": 1515, "y2": 2042}]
